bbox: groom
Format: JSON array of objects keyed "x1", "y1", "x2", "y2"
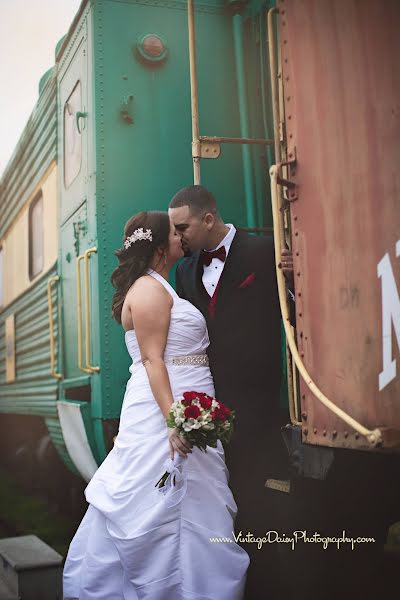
[{"x1": 169, "y1": 185, "x2": 288, "y2": 599}]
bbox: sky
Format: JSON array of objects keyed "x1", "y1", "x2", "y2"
[{"x1": 0, "y1": 0, "x2": 82, "y2": 177}]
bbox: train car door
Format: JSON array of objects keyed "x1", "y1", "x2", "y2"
[
  {"x1": 56, "y1": 13, "x2": 102, "y2": 478},
  {"x1": 58, "y1": 19, "x2": 98, "y2": 387}
]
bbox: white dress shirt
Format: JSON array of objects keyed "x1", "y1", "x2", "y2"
[{"x1": 202, "y1": 224, "x2": 236, "y2": 297}]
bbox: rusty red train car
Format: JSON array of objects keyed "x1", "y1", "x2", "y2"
[
  {"x1": 271, "y1": 0, "x2": 400, "y2": 456},
  {"x1": 267, "y1": 1, "x2": 400, "y2": 593}
]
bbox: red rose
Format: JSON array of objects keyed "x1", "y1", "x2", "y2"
[
  {"x1": 182, "y1": 391, "x2": 198, "y2": 406},
  {"x1": 184, "y1": 405, "x2": 201, "y2": 419},
  {"x1": 211, "y1": 403, "x2": 232, "y2": 421},
  {"x1": 198, "y1": 394, "x2": 213, "y2": 410},
  {"x1": 218, "y1": 402, "x2": 232, "y2": 418},
  {"x1": 210, "y1": 407, "x2": 224, "y2": 421}
]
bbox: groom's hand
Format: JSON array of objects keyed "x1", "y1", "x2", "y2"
[{"x1": 168, "y1": 427, "x2": 192, "y2": 459}]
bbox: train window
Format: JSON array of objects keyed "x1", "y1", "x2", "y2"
[
  {"x1": 29, "y1": 193, "x2": 44, "y2": 280},
  {"x1": 0, "y1": 246, "x2": 3, "y2": 307},
  {"x1": 64, "y1": 81, "x2": 82, "y2": 188}
]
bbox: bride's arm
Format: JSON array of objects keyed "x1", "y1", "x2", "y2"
[{"x1": 127, "y1": 277, "x2": 191, "y2": 458}]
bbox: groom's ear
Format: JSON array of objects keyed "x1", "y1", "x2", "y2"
[{"x1": 203, "y1": 212, "x2": 215, "y2": 230}]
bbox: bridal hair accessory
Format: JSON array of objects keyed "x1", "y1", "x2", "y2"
[
  {"x1": 155, "y1": 391, "x2": 235, "y2": 507},
  {"x1": 124, "y1": 228, "x2": 153, "y2": 249}
]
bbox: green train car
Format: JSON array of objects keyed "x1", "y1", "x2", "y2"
[{"x1": 0, "y1": 0, "x2": 277, "y2": 482}]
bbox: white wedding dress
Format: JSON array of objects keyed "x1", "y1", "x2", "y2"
[{"x1": 63, "y1": 269, "x2": 249, "y2": 600}]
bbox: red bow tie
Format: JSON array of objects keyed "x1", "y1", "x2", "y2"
[{"x1": 201, "y1": 246, "x2": 226, "y2": 266}]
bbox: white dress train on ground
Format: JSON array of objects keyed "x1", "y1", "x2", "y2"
[{"x1": 63, "y1": 269, "x2": 249, "y2": 600}]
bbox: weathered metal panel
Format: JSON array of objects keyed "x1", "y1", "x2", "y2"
[
  {"x1": 279, "y1": 0, "x2": 400, "y2": 449},
  {"x1": 0, "y1": 265, "x2": 60, "y2": 418},
  {"x1": 0, "y1": 74, "x2": 57, "y2": 238}
]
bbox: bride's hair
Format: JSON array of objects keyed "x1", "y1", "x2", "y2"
[{"x1": 111, "y1": 211, "x2": 170, "y2": 324}]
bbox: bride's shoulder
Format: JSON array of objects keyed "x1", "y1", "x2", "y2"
[{"x1": 126, "y1": 274, "x2": 171, "y2": 305}]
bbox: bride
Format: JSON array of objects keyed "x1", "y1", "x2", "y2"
[{"x1": 63, "y1": 211, "x2": 249, "y2": 600}]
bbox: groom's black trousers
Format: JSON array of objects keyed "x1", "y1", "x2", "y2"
[{"x1": 221, "y1": 383, "x2": 290, "y2": 600}]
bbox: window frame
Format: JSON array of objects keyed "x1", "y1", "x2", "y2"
[
  {"x1": 28, "y1": 191, "x2": 44, "y2": 281},
  {"x1": 63, "y1": 80, "x2": 83, "y2": 189},
  {"x1": 0, "y1": 245, "x2": 3, "y2": 309}
]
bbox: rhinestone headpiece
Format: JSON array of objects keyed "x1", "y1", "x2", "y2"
[{"x1": 124, "y1": 228, "x2": 153, "y2": 249}]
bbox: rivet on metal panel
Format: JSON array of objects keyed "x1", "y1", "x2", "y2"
[
  {"x1": 282, "y1": 20, "x2": 286, "y2": 26},
  {"x1": 297, "y1": 272, "x2": 300, "y2": 276},
  {"x1": 313, "y1": 428, "x2": 317, "y2": 434},
  {"x1": 295, "y1": 231, "x2": 298, "y2": 236},
  {"x1": 303, "y1": 428, "x2": 308, "y2": 435},
  {"x1": 299, "y1": 313, "x2": 302, "y2": 317},
  {"x1": 283, "y1": 40, "x2": 287, "y2": 44},
  {"x1": 355, "y1": 433, "x2": 359, "y2": 439},
  {"x1": 298, "y1": 291, "x2": 301, "y2": 296},
  {"x1": 284, "y1": 58, "x2": 288, "y2": 63},
  {"x1": 344, "y1": 431, "x2": 348, "y2": 438},
  {"x1": 323, "y1": 430, "x2": 327, "y2": 436},
  {"x1": 332, "y1": 430, "x2": 337, "y2": 438},
  {"x1": 289, "y1": 133, "x2": 293, "y2": 139},
  {"x1": 288, "y1": 114, "x2": 291, "y2": 118},
  {"x1": 301, "y1": 412, "x2": 307, "y2": 420},
  {"x1": 296, "y1": 252, "x2": 299, "y2": 256},
  {"x1": 300, "y1": 351, "x2": 304, "y2": 358},
  {"x1": 294, "y1": 215, "x2": 297, "y2": 221}
]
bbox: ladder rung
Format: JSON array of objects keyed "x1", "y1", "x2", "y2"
[{"x1": 199, "y1": 135, "x2": 274, "y2": 146}]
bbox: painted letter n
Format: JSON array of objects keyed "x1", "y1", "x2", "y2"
[{"x1": 377, "y1": 241, "x2": 400, "y2": 391}]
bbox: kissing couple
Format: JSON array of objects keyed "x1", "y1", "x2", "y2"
[{"x1": 63, "y1": 185, "x2": 285, "y2": 600}]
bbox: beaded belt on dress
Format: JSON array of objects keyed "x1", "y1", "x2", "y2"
[{"x1": 166, "y1": 354, "x2": 209, "y2": 366}]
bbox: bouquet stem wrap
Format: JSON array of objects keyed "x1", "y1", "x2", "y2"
[{"x1": 156, "y1": 454, "x2": 187, "y2": 508}]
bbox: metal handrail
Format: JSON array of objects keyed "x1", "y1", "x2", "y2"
[
  {"x1": 187, "y1": 1, "x2": 276, "y2": 185},
  {"x1": 188, "y1": 0, "x2": 201, "y2": 184},
  {"x1": 76, "y1": 254, "x2": 92, "y2": 374},
  {"x1": 199, "y1": 135, "x2": 273, "y2": 145},
  {"x1": 84, "y1": 247, "x2": 100, "y2": 373},
  {"x1": 267, "y1": 7, "x2": 298, "y2": 420},
  {"x1": 47, "y1": 275, "x2": 62, "y2": 379},
  {"x1": 270, "y1": 164, "x2": 382, "y2": 446},
  {"x1": 267, "y1": 7, "x2": 281, "y2": 164}
]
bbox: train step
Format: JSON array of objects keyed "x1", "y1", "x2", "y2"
[{"x1": 0, "y1": 535, "x2": 63, "y2": 600}]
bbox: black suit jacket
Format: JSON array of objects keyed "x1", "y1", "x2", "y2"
[{"x1": 175, "y1": 230, "x2": 282, "y2": 429}]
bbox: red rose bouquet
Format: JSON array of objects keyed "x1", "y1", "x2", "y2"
[{"x1": 156, "y1": 391, "x2": 235, "y2": 492}]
